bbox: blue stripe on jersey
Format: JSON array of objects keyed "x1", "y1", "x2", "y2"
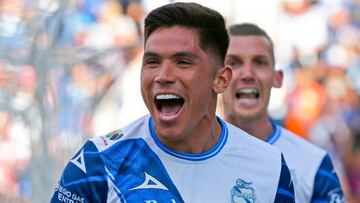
[
  {"x1": 61, "y1": 175, "x2": 108, "y2": 187},
  {"x1": 274, "y1": 154, "x2": 295, "y2": 203},
  {"x1": 149, "y1": 116, "x2": 228, "y2": 161},
  {"x1": 104, "y1": 169, "x2": 127, "y2": 202},
  {"x1": 317, "y1": 169, "x2": 341, "y2": 184},
  {"x1": 266, "y1": 119, "x2": 281, "y2": 144},
  {"x1": 51, "y1": 141, "x2": 108, "y2": 203},
  {"x1": 101, "y1": 138, "x2": 184, "y2": 202},
  {"x1": 277, "y1": 188, "x2": 295, "y2": 198},
  {"x1": 310, "y1": 154, "x2": 344, "y2": 202}
]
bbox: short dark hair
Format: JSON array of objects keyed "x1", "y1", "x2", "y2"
[
  {"x1": 144, "y1": 2, "x2": 229, "y2": 66},
  {"x1": 228, "y1": 23, "x2": 275, "y2": 65}
]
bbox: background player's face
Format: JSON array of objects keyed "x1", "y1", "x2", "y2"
[
  {"x1": 222, "y1": 35, "x2": 282, "y2": 120},
  {"x1": 141, "y1": 26, "x2": 225, "y2": 144}
]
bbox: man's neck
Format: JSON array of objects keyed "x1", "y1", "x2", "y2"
[
  {"x1": 227, "y1": 116, "x2": 273, "y2": 141},
  {"x1": 160, "y1": 116, "x2": 222, "y2": 154}
]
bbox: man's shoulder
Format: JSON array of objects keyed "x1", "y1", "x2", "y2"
[
  {"x1": 225, "y1": 121, "x2": 283, "y2": 161},
  {"x1": 275, "y1": 125, "x2": 329, "y2": 184},
  {"x1": 51, "y1": 115, "x2": 154, "y2": 203},
  {"x1": 277, "y1": 126, "x2": 326, "y2": 159},
  {"x1": 226, "y1": 121, "x2": 282, "y2": 150},
  {"x1": 56, "y1": 115, "x2": 153, "y2": 186},
  {"x1": 90, "y1": 115, "x2": 151, "y2": 152}
]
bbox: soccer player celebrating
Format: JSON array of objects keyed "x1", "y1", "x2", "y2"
[
  {"x1": 222, "y1": 23, "x2": 345, "y2": 202},
  {"x1": 51, "y1": 4, "x2": 294, "y2": 203}
]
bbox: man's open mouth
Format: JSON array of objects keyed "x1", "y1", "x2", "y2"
[
  {"x1": 235, "y1": 89, "x2": 260, "y2": 99},
  {"x1": 155, "y1": 94, "x2": 185, "y2": 119}
]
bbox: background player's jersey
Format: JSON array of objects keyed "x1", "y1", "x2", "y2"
[
  {"x1": 266, "y1": 122, "x2": 344, "y2": 203},
  {"x1": 51, "y1": 115, "x2": 294, "y2": 203}
]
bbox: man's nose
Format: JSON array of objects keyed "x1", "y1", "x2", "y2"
[
  {"x1": 239, "y1": 63, "x2": 255, "y2": 82},
  {"x1": 154, "y1": 61, "x2": 176, "y2": 85}
]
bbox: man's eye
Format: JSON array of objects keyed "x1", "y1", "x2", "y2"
[
  {"x1": 144, "y1": 59, "x2": 159, "y2": 66},
  {"x1": 147, "y1": 60, "x2": 157, "y2": 64},
  {"x1": 229, "y1": 61, "x2": 237, "y2": 66},
  {"x1": 226, "y1": 60, "x2": 240, "y2": 67},
  {"x1": 254, "y1": 59, "x2": 268, "y2": 66},
  {"x1": 177, "y1": 60, "x2": 192, "y2": 68},
  {"x1": 178, "y1": 60, "x2": 191, "y2": 65}
]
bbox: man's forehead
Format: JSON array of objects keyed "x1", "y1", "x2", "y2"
[
  {"x1": 145, "y1": 26, "x2": 199, "y2": 45},
  {"x1": 229, "y1": 35, "x2": 270, "y2": 44},
  {"x1": 227, "y1": 36, "x2": 272, "y2": 56},
  {"x1": 144, "y1": 27, "x2": 204, "y2": 55}
]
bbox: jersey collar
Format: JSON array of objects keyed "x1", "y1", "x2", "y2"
[
  {"x1": 148, "y1": 116, "x2": 228, "y2": 161},
  {"x1": 265, "y1": 119, "x2": 281, "y2": 145}
]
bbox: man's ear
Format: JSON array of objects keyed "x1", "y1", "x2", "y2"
[
  {"x1": 273, "y1": 69, "x2": 283, "y2": 88},
  {"x1": 213, "y1": 65, "x2": 232, "y2": 93}
]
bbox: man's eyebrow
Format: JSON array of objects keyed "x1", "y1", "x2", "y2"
[
  {"x1": 225, "y1": 54, "x2": 238, "y2": 59},
  {"x1": 172, "y1": 51, "x2": 199, "y2": 59},
  {"x1": 143, "y1": 51, "x2": 200, "y2": 59},
  {"x1": 253, "y1": 53, "x2": 269, "y2": 57},
  {"x1": 252, "y1": 54, "x2": 272, "y2": 61},
  {"x1": 225, "y1": 54, "x2": 269, "y2": 59},
  {"x1": 143, "y1": 51, "x2": 159, "y2": 58}
]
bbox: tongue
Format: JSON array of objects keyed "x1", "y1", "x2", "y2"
[{"x1": 160, "y1": 103, "x2": 182, "y2": 117}]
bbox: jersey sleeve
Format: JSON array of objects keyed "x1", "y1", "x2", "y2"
[
  {"x1": 310, "y1": 154, "x2": 345, "y2": 203},
  {"x1": 50, "y1": 140, "x2": 109, "y2": 203},
  {"x1": 274, "y1": 154, "x2": 295, "y2": 203}
]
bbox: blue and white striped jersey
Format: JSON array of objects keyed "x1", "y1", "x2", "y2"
[
  {"x1": 266, "y1": 122, "x2": 344, "y2": 203},
  {"x1": 51, "y1": 115, "x2": 295, "y2": 203}
]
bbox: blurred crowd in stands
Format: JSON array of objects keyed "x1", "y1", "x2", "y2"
[{"x1": 0, "y1": 0, "x2": 359, "y2": 202}]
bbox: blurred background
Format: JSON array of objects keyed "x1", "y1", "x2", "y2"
[{"x1": 0, "y1": 0, "x2": 359, "y2": 202}]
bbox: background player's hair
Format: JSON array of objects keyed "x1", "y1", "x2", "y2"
[
  {"x1": 229, "y1": 23, "x2": 275, "y2": 65},
  {"x1": 144, "y1": 2, "x2": 229, "y2": 66}
]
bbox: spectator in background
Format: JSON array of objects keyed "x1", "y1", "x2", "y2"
[
  {"x1": 0, "y1": 110, "x2": 18, "y2": 201},
  {"x1": 92, "y1": 42, "x2": 147, "y2": 136},
  {"x1": 222, "y1": 23, "x2": 344, "y2": 202},
  {"x1": 83, "y1": 0, "x2": 138, "y2": 49},
  {"x1": 308, "y1": 68, "x2": 360, "y2": 201},
  {"x1": 284, "y1": 68, "x2": 326, "y2": 138},
  {"x1": 275, "y1": 0, "x2": 328, "y2": 68},
  {"x1": 126, "y1": 1, "x2": 146, "y2": 37}
]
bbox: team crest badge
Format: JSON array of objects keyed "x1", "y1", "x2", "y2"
[
  {"x1": 105, "y1": 129, "x2": 124, "y2": 141},
  {"x1": 231, "y1": 179, "x2": 256, "y2": 203}
]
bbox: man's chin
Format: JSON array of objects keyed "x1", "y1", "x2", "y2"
[
  {"x1": 155, "y1": 123, "x2": 182, "y2": 139},
  {"x1": 235, "y1": 109, "x2": 262, "y2": 120}
]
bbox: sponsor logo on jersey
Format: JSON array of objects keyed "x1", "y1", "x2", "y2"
[
  {"x1": 231, "y1": 179, "x2": 256, "y2": 203},
  {"x1": 55, "y1": 183, "x2": 86, "y2": 203},
  {"x1": 105, "y1": 129, "x2": 124, "y2": 141}
]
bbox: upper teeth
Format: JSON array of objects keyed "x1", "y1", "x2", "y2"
[
  {"x1": 237, "y1": 89, "x2": 258, "y2": 94},
  {"x1": 156, "y1": 94, "x2": 180, "y2": 100}
]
